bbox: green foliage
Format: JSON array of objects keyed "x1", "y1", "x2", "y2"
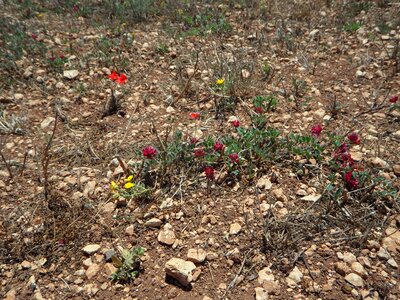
[
  {"x1": 253, "y1": 95, "x2": 278, "y2": 112},
  {"x1": 343, "y1": 21, "x2": 362, "y2": 32},
  {"x1": 180, "y1": 13, "x2": 232, "y2": 37},
  {"x1": 110, "y1": 246, "x2": 145, "y2": 283}
]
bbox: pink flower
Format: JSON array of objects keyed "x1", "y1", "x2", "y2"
[
  {"x1": 189, "y1": 112, "x2": 201, "y2": 120},
  {"x1": 142, "y1": 146, "x2": 157, "y2": 159},
  {"x1": 347, "y1": 133, "x2": 361, "y2": 145},
  {"x1": 389, "y1": 95, "x2": 398, "y2": 103},
  {"x1": 311, "y1": 124, "x2": 323, "y2": 137},
  {"x1": 228, "y1": 153, "x2": 239, "y2": 163},
  {"x1": 213, "y1": 141, "x2": 225, "y2": 153},
  {"x1": 344, "y1": 171, "x2": 358, "y2": 190},
  {"x1": 231, "y1": 120, "x2": 240, "y2": 127},
  {"x1": 204, "y1": 166, "x2": 215, "y2": 180},
  {"x1": 194, "y1": 148, "x2": 205, "y2": 158}
]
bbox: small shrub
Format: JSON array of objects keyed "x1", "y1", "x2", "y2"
[{"x1": 110, "y1": 246, "x2": 145, "y2": 283}]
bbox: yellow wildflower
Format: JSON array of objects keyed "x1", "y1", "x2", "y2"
[
  {"x1": 110, "y1": 181, "x2": 118, "y2": 191},
  {"x1": 124, "y1": 182, "x2": 134, "y2": 189},
  {"x1": 124, "y1": 175, "x2": 133, "y2": 182},
  {"x1": 216, "y1": 78, "x2": 225, "y2": 85}
]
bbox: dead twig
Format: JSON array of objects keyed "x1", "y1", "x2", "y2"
[{"x1": 0, "y1": 150, "x2": 13, "y2": 179}]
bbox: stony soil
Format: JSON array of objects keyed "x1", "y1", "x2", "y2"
[{"x1": 1, "y1": 1, "x2": 400, "y2": 300}]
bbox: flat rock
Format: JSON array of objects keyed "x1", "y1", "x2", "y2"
[
  {"x1": 85, "y1": 263, "x2": 100, "y2": 279},
  {"x1": 258, "y1": 267, "x2": 275, "y2": 284},
  {"x1": 286, "y1": 266, "x2": 303, "y2": 288},
  {"x1": 345, "y1": 273, "x2": 364, "y2": 287},
  {"x1": 393, "y1": 165, "x2": 400, "y2": 176},
  {"x1": 145, "y1": 218, "x2": 163, "y2": 228},
  {"x1": 158, "y1": 224, "x2": 176, "y2": 246},
  {"x1": 229, "y1": 223, "x2": 242, "y2": 235},
  {"x1": 257, "y1": 176, "x2": 272, "y2": 190},
  {"x1": 40, "y1": 117, "x2": 55, "y2": 129},
  {"x1": 255, "y1": 287, "x2": 268, "y2": 300},
  {"x1": 368, "y1": 157, "x2": 388, "y2": 168},
  {"x1": 165, "y1": 258, "x2": 196, "y2": 286},
  {"x1": 187, "y1": 248, "x2": 207, "y2": 264},
  {"x1": 82, "y1": 244, "x2": 101, "y2": 255},
  {"x1": 63, "y1": 69, "x2": 79, "y2": 79},
  {"x1": 301, "y1": 194, "x2": 321, "y2": 202}
]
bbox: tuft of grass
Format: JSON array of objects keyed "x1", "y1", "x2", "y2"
[{"x1": 343, "y1": 21, "x2": 362, "y2": 32}]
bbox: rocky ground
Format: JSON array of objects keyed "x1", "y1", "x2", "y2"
[{"x1": 0, "y1": 1, "x2": 400, "y2": 299}]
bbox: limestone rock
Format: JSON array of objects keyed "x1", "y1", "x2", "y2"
[
  {"x1": 158, "y1": 224, "x2": 176, "y2": 246},
  {"x1": 345, "y1": 273, "x2": 364, "y2": 287},
  {"x1": 82, "y1": 244, "x2": 101, "y2": 255},
  {"x1": 85, "y1": 263, "x2": 100, "y2": 279},
  {"x1": 63, "y1": 69, "x2": 79, "y2": 79},
  {"x1": 165, "y1": 258, "x2": 196, "y2": 286},
  {"x1": 229, "y1": 223, "x2": 242, "y2": 235},
  {"x1": 286, "y1": 266, "x2": 303, "y2": 288},
  {"x1": 187, "y1": 248, "x2": 207, "y2": 264}
]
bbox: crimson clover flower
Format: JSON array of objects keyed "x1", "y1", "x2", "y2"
[
  {"x1": 194, "y1": 148, "x2": 205, "y2": 158},
  {"x1": 142, "y1": 146, "x2": 157, "y2": 159},
  {"x1": 255, "y1": 106, "x2": 264, "y2": 114},
  {"x1": 31, "y1": 33, "x2": 38, "y2": 39},
  {"x1": 231, "y1": 120, "x2": 240, "y2": 128},
  {"x1": 344, "y1": 171, "x2": 358, "y2": 190},
  {"x1": 189, "y1": 137, "x2": 199, "y2": 145},
  {"x1": 347, "y1": 132, "x2": 361, "y2": 145},
  {"x1": 204, "y1": 166, "x2": 215, "y2": 180},
  {"x1": 389, "y1": 95, "x2": 398, "y2": 103},
  {"x1": 311, "y1": 124, "x2": 323, "y2": 137},
  {"x1": 73, "y1": 5, "x2": 79, "y2": 12},
  {"x1": 228, "y1": 153, "x2": 239, "y2": 163},
  {"x1": 213, "y1": 141, "x2": 225, "y2": 153},
  {"x1": 189, "y1": 112, "x2": 201, "y2": 120}
]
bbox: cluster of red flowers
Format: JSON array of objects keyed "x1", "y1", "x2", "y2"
[
  {"x1": 347, "y1": 132, "x2": 361, "y2": 145},
  {"x1": 228, "y1": 153, "x2": 239, "y2": 163},
  {"x1": 254, "y1": 106, "x2": 264, "y2": 114},
  {"x1": 231, "y1": 120, "x2": 240, "y2": 128},
  {"x1": 333, "y1": 143, "x2": 359, "y2": 189},
  {"x1": 204, "y1": 166, "x2": 214, "y2": 180},
  {"x1": 108, "y1": 71, "x2": 127, "y2": 84},
  {"x1": 389, "y1": 95, "x2": 398, "y2": 103},
  {"x1": 142, "y1": 146, "x2": 157, "y2": 159},
  {"x1": 344, "y1": 171, "x2": 358, "y2": 190},
  {"x1": 194, "y1": 148, "x2": 205, "y2": 158},
  {"x1": 311, "y1": 124, "x2": 323, "y2": 137},
  {"x1": 213, "y1": 141, "x2": 225, "y2": 153}
]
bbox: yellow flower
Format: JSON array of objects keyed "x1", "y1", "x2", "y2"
[
  {"x1": 124, "y1": 175, "x2": 133, "y2": 182},
  {"x1": 216, "y1": 78, "x2": 225, "y2": 85},
  {"x1": 124, "y1": 182, "x2": 134, "y2": 189},
  {"x1": 110, "y1": 181, "x2": 118, "y2": 191}
]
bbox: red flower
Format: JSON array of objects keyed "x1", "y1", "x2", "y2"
[
  {"x1": 311, "y1": 124, "x2": 323, "y2": 137},
  {"x1": 389, "y1": 95, "x2": 398, "y2": 103},
  {"x1": 255, "y1": 106, "x2": 264, "y2": 114},
  {"x1": 31, "y1": 33, "x2": 38, "y2": 39},
  {"x1": 108, "y1": 71, "x2": 119, "y2": 81},
  {"x1": 59, "y1": 54, "x2": 65, "y2": 60},
  {"x1": 213, "y1": 141, "x2": 225, "y2": 153},
  {"x1": 344, "y1": 171, "x2": 358, "y2": 190},
  {"x1": 73, "y1": 5, "x2": 79, "y2": 12},
  {"x1": 142, "y1": 146, "x2": 157, "y2": 159},
  {"x1": 204, "y1": 166, "x2": 215, "y2": 180},
  {"x1": 115, "y1": 73, "x2": 127, "y2": 84},
  {"x1": 189, "y1": 137, "x2": 199, "y2": 145},
  {"x1": 194, "y1": 148, "x2": 205, "y2": 158},
  {"x1": 231, "y1": 120, "x2": 240, "y2": 128},
  {"x1": 228, "y1": 153, "x2": 239, "y2": 163},
  {"x1": 189, "y1": 112, "x2": 201, "y2": 120},
  {"x1": 347, "y1": 133, "x2": 361, "y2": 145}
]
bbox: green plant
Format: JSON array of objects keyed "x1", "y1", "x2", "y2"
[
  {"x1": 110, "y1": 246, "x2": 145, "y2": 283},
  {"x1": 343, "y1": 21, "x2": 362, "y2": 32}
]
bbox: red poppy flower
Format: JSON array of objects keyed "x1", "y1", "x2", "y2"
[
  {"x1": 231, "y1": 120, "x2": 240, "y2": 128},
  {"x1": 347, "y1": 133, "x2": 361, "y2": 145},
  {"x1": 255, "y1": 106, "x2": 264, "y2": 114},
  {"x1": 213, "y1": 141, "x2": 225, "y2": 153},
  {"x1": 389, "y1": 95, "x2": 398, "y2": 103},
  {"x1": 204, "y1": 166, "x2": 215, "y2": 180},
  {"x1": 142, "y1": 146, "x2": 157, "y2": 159},
  {"x1": 108, "y1": 71, "x2": 119, "y2": 81},
  {"x1": 344, "y1": 171, "x2": 358, "y2": 190},
  {"x1": 194, "y1": 148, "x2": 205, "y2": 158},
  {"x1": 311, "y1": 124, "x2": 323, "y2": 137},
  {"x1": 228, "y1": 153, "x2": 239, "y2": 163},
  {"x1": 116, "y1": 73, "x2": 127, "y2": 84},
  {"x1": 189, "y1": 112, "x2": 201, "y2": 120}
]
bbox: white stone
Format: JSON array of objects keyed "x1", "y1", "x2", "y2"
[
  {"x1": 345, "y1": 273, "x2": 364, "y2": 287},
  {"x1": 165, "y1": 258, "x2": 196, "y2": 286},
  {"x1": 63, "y1": 70, "x2": 79, "y2": 79},
  {"x1": 82, "y1": 244, "x2": 101, "y2": 255}
]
